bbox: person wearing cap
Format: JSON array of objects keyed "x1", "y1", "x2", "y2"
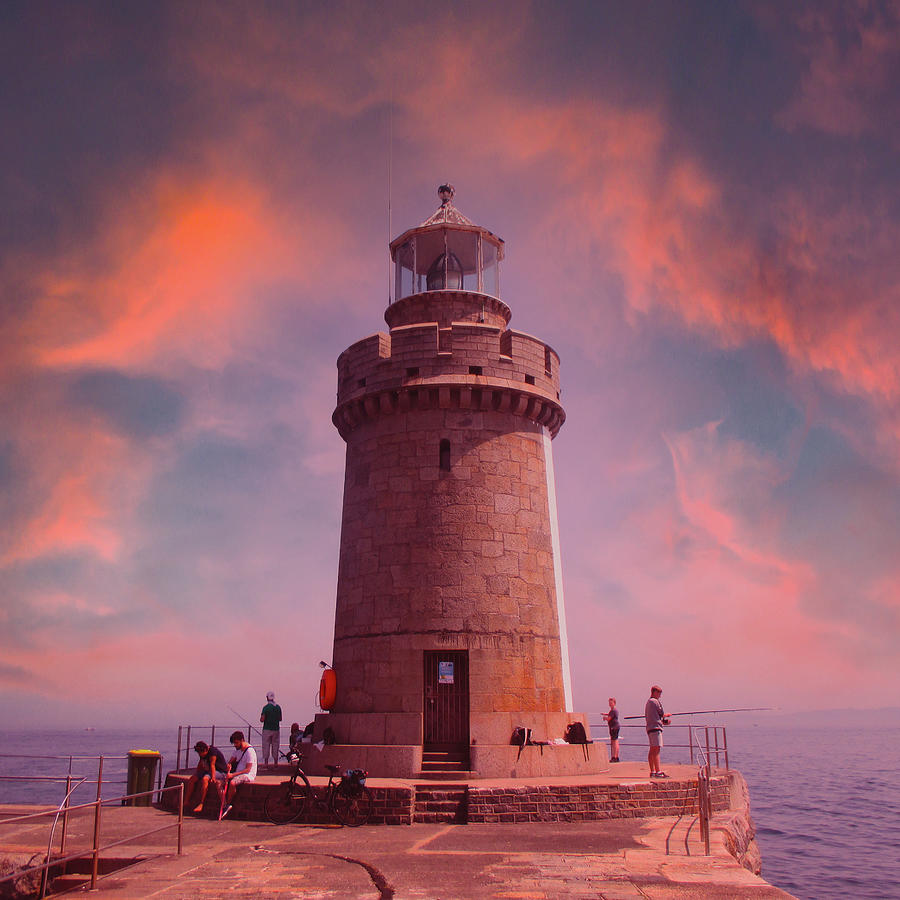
[
  {"x1": 259, "y1": 691, "x2": 282, "y2": 767},
  {"x1": 645, "y1": 685, "x2": 671, "y2": 777},
  {"x1": 182, "y1": 740, "x2": 228, "y2": 814}
]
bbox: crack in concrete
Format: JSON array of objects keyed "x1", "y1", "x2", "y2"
[
  {"x1": 328, "y1": 853, "x2": 394, "y2": 899},
  {"x1": 250, "y1": 845, "x2": 394, "y2": 898}
]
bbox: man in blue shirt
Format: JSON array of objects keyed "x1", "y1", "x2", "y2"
[{"x1": 183, "y1": 741, "x2": 228, "y2": 813}]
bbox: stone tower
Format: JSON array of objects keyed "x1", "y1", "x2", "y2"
[{"x1": 315, "y1": 186, "x2": 605, "y2": 778}]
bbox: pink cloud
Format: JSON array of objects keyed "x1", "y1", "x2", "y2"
[
  {"x1": 22, "y1": 174, "x2": 341, "y2": 373},
  {"x1": 772, "y1": 3, "x2": 900, "y2": 138},
  {"x1": 1, "y1": 621, "x2": 327, "y2": 727},
  {"x1": 164, "y1": 5, "x2": 900, "y2": 422},
  {"x1": 3, "y1": 3, "x2": 898, "y2": 721},
  {"x1": 0, "y1": 393, "x2": 142, "y2": 567}
]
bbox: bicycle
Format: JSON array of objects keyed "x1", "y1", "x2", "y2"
[{"x1": 263, "y1": 751, "x2": 373, "y2": 827}]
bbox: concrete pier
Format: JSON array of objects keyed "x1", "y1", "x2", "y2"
[
  {"x1": 1, "y1": 763, "x2": 795, "y2": 897},
  {"x1": 0, "y1": 804, "x2": 793, "y2": 898}
]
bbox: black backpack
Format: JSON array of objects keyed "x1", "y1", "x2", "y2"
[
  {"x1": 510, "y1": 726, "x2": 532, "y2": 746},
  {"x1": 564, "y1": 721, "x2": 588, "y2": 744}
]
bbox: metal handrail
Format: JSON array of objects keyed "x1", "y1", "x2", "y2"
[
  {"x1": 0, "y1": 753, "x2": 131, "y2": 761},
  {"x1": 0, "y1": 782, "x2": 184, "y2": 897},
  {"x1": 690, "y1": 726, "x2": 713, "y2": 855},
  {"x1": 176, "y1": 723, "x2": 265, "y2": 769},
  {"x1": 38, "y1": 776, "x2": 87, "y2": 898},
  {"x1": 0, "y1": 752, "x2": 165, "y2": 802},
  {"x1": 589, "y1": 720, "x2": 729, "y2": 857},
  {"x1": 589, "y1": 722, "x2": 729, "y2": 768},
  {"x1": 0, "y1": 775, "x2": 123, "y2": 783}
]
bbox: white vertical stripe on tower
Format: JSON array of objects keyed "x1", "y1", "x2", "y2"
[{"x1": 542, "y1": 427, "x2": 573, "y2": 712}]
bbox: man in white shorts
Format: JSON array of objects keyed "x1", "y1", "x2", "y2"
[
  {"x1": 220, "y1": 730, "x2": 258, "y2": 819},
  {"x1": 645, "y1": 685, "x2": 671, "y2": 778}
]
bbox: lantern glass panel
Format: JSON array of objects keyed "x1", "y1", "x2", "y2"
[{"x1": 482, "y1": 240, "x2": 499, "y2": 297}]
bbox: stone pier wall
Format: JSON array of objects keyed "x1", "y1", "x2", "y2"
[
  {"x1": 466, "y1": 777, "x2": 730, "y2": 823},
  {"x1": 161, "y1": 773, "x2": 413, "y2": 825},
  {"x1": 713, "y1": 770, "x2": 763, "y2": 874},
  {"x1": 162, "y1": 770, "x2": 748, "y2": 828}
]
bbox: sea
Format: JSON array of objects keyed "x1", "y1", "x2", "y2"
[{"x1": 1, "y1": 713, "x2": 899, "y2": 900}]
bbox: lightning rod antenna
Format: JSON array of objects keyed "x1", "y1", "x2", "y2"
[{"x1": 387, "y1": 1, "x2": 394, "y2": 310}]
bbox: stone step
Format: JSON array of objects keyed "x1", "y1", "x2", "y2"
[
  {"x1": 416, "y1": 800, "x2": 464, "y2": 813},
  {"x1": 422, "y1": 751, "x2": 469, "y2": 766},
  {"x1": 414, "y1": 790, "x2": 467, "y2": 802},
  {"x1": 413, "y1": 781, "x2": 470, "y2": 788},
  {"x1": 413, "y1": 782, "x2": 468, "y2": 824},
  {"x1": 415, "y1": 769, "x2": 476, "y2": 780},
  {"x1": 413, "y1": 811, "x2": 464, "y2": 824}
]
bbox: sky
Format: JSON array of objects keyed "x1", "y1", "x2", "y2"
[{"x1": 1, "y1": 0, "x2": 899, "y2": 730}]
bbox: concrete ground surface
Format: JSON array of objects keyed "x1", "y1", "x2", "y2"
[{"x1": 1, "y1": 800, "x2": 795, "y2": 899}]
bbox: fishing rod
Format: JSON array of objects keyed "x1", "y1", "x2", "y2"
[
  {"x1": 227, "y1": 705, "x2": 260, "y2": 737},
  {"x1": 622, "y1": 707, "x2": 772, "y2": 720}
]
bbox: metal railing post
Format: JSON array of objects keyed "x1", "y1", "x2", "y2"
[
  {"x1": 176, "y1": 726, "x2": 182, "y2": 771},
  {"x1": 184, "y1": 726, "x2": 192, "y2": 768},
  {"x1": 706, "y1": 763, "x2": 713, "y2": 854},
  {"x1": 177, "y1": 784, "x2": 184, "y2": 855},
  {"x1": 60, "y1": 774, "x2": 71, "y2": 856},
  {"x1": 723, "y1": 727, "x2": 729, "y2": 770},
  {"x1": 699, "y1": 772, "x2": 711, "y2": 855},
  {"x1": 90, "y1": 757, "x2": 104, "y2": 890},
  {"x1": 2, "y1": 782, "x2": 187, "y2": 895}
]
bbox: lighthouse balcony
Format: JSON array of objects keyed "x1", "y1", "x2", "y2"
[{"x1": 336, "y1": 322, "x2": 561, "y2": 408}]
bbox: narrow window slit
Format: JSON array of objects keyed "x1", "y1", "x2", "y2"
[{"x1": 439, "y1": 439, "x2": 451, "y2": 472}]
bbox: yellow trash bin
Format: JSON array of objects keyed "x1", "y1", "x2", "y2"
[{"x1": 125, "y1": 750, "x2": 161, "y2": 806}]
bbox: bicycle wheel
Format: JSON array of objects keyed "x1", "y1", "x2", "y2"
[
  {"x1": 330, "y1": 782, "x2": 373, "y2": 827},
  {"x1": 264, "y1": 773, "x2": 311, "y2": 825}
]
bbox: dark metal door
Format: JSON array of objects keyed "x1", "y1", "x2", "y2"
[{"x1": 423, "y1": 650, "x2": 469, "y2": 749}]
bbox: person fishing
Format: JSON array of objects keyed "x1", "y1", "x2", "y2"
[
  {"x1": 645, "y1": 685, "x2": 671, "y2": 778},
  {"x1": 603, "y1": 697, "x2": 620, "y2": 763},
  {"x1": 220, "y1": 730, "x2": 258, "y2": 820},
  {"x1": 259, "y1": 691, "x2": 282, "y2": 768}
]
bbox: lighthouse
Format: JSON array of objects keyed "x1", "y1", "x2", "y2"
[{"x1": 315, "y1": 186, "x2": 606, "y2": 778}]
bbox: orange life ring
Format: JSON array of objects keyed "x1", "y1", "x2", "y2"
[{"x1": 319, "y1": 668, "x2": 337, "y2": 710}]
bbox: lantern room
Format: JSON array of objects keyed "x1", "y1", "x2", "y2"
[{"x1": 390, "y1": 184, "x2": 505, "y2": 301}]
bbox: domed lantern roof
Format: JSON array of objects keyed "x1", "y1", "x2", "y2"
[{"x1": 389, "y1": 185, "x2": 505, "y2": 302}]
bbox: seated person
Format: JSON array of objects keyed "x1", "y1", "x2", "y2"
[
  {"x1": 285, "y1": 723, "x2": 306, "y2": 765},
  {"x1": 220, "y1": 730, "x2": 258, "y2": 818},
  {"x1": 182, "y1": 741, "x2": 227, "y2": 814}
]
